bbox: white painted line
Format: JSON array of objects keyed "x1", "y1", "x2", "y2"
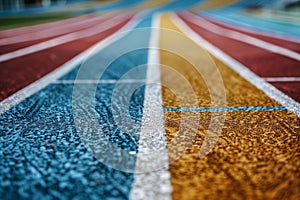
[
  {"x1": 0, "y1": 14, "x2": 142, "y2": 114},
  {"x1": 52, "y1": 79, "x2": 146, "y2": 84},
  {"x1": 182, "y1": 12, "x2": 300, "y2": 62},
  {"x1": 0, "y1": 14, "x2": 131, "y2": 63},
  {"x1": 171, "y1": 13, "x2": 300, "y2": 117},
  {"x1": 0, "y1": 14, "x2": 111, "y2": 46},
  {"x1": 263, "y1": 77, "x2": 300, "y2": 82},
  {"x1": 130, "y1": 14, "x2": 172, "y2": 200}
]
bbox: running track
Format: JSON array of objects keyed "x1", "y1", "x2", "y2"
[{"x1": 0, "y1": 0, "x2": 299, "y2": 199}]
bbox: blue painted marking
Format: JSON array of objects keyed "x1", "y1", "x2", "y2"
[
  {"x1": 164, "y1": 106, "x2": 287, "y2": 112},
  {"x1": 0, "y1": 16, "x2": 152, "y2": 199}
]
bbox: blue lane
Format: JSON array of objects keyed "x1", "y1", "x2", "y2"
[
  {"x1": 91, "y1": 0, "x2": 148, "y2": 12},
  {"x1": 150, "y1": 0, "x2": 204, "y2": 13},
  {"x1": 201, "y1": 10, "x2": 300, "y2": 39},
  {"x1": 0, "y1": 15, "x2": 152, "y2": 200},
  {"x1": 200, "y1": 0, "x2": 300, "y2": 40},
  {"x1": 164, "y1": 106, "x2": 287, "y2": 112}
]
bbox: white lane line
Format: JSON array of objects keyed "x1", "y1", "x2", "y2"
[
  {"x1": 0, "y1": 14, "x2": 131, "y2": 63},
  {"x1": 263, "y1": 77, "x2": 300, "y2": 82},
  {"x1": 0, "y1": 14, "x2": 111, "y2": 46},
  {"x1": 182, "y1": 12, "x2": 300, "y2": 62},
  {"x1": 52, "y1": 79, "x2": 146, "y2": 84},
  {"x1": 130, "y1": 14, "x2": 172, "y2": 200},
  {"x1": 0, "y1": 14, "x2": 142, "y2": 114},
  {"x1": 171, "y1": 13, "x2": 300, "y2": 117}
]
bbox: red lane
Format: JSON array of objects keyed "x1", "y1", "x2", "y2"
[
  {"x1": 200, "y1": 14, "x2": 300, "y2": 54},
  {"x1": 270, "y1": 82, "x2": 300, "y2": 102},
  {"x1": 179, "y1": 14, "x2": 300, "y2": 102},
  {"x1": 0, "y1": 15, "x2": 111, "y2": 49},
  {"x1": 0, "y1": 15, "x2": 116, "y2": 54},
  {"x1": 0, "y1": 17, "x2": 131, "y2": 101},
  {"x1": 0, "y1": 13, "x2": 103, "y2": 39}
]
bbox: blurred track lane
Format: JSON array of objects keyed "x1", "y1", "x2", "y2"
[
  {"x1": 199, "y1": 14, "x2": 300, "y2": 53},
  {"x1": 0, "y1": 15, "x2": 133, "y2": 101},
  {"x1": 179, "y1": 13, "x2": 300, "y2": 102},
  {"x1": 160, "y1": 14, "x2": 300, "y2": 200},
  {"x1": 0, "y1": 14, "x2": 112, "y2": 46}
]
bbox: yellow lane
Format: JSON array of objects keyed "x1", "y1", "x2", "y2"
[
  {"x1": 159, "y1": 14, "x2": 300, "y2": 200},
  {"x1": 191, "y1": 0, "x2": 239, "y2": 12}
]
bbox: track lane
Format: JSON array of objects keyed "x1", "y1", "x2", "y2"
[
  {"x1": 196, "y1": 13, "x2": 300, "y2": 54},
  {"x1": 201, "y1": 10, "x2": 300, "y2": 40},
  {"x1": 160, "y1": 13, "x2": 300, "y2": 200},
  {"x1": 0, "y1": 14, "x2": 131, "y2": 55},
  {"x1": 181, "y1": 12, "x2": 300, "y2": 62},
  {"x1": 0, "y1": 15, "x2": 132, "y2": 101},
  {"x1": 0, "y1": 14, "x2": 112, "y2": 46},
  {"x1": 0, "y1": 13, "x2": 156, "y2": 200},
  {"x1": 0, "y1": 13, "x2": 107, "y2": 38},
  {"x1": 179, "y1": 13, "x2": 300, "y2": 102}
]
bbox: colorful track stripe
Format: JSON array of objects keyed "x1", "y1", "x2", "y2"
[{"x1": 159, "y1": 14, "x2": 300, "y2": 200}]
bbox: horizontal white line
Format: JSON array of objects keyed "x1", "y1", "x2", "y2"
[
  {"x1": 52, "y1": 79, "x2": 146, "y2": 84},
  {"x1": 0, "y1": 14, "x2": 130, "y2": 63},
  {"x1": 172, "y1": 13, "x2": 300, "y2": 117},
  {"x1": 182, "y1": 12, "x2": 300, "y2": 62},
  {"x1": 263, "y1": 77, "x2": 300, "y2": 82}
]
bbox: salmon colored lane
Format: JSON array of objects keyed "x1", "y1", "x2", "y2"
[
  {"x1": 179, "y1": 15, "x2": 300, "y2": 77},
  {"x1": 0, "y1": 18, "x2": 131, "y2": 101},
  {"x1": 0, "y1": 15, "x2": 130, "y2": 54},
  {"x1": 270, "y1": 82, "x2": 300, "y2": 102},
  {"x1": 200, "y1": 14, "x2": 300, "y2": 54},
  {"x1": 0, "y1": 14, "x2": 105, "y2": 38}
]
